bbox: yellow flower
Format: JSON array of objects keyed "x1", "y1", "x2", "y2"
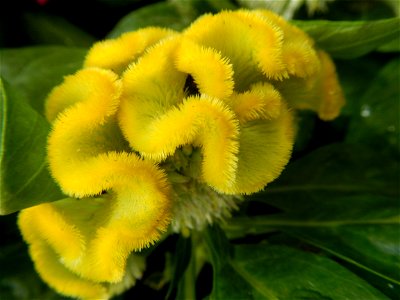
[
  {"x1": 19, "y1": 68, "x2": 171, "y2": 299},
  {"x1": 276, "y1": 50, "x2": 345, "y2": 120},
  {"x1": 182, "y1": 9, "x2": 344, "y2": 120},
  {"x1": 17, "y1": 9, "x2": 345, "y2": 299},
  {"x1": 19, "y1": 200, "x2": 147, "y2": 299},
  {"x1": 84, "y1": 27, "x2": 177, "y2": 74}
]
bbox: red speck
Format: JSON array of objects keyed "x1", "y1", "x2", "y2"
[{"x1": 36, "y1": 0, "x2": 48, "y2": 6}]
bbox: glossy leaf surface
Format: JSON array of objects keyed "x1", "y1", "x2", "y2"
[{"x1": 0, "y1": 80, "x2": 63, "y2": 215}]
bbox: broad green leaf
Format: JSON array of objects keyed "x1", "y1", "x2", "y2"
[
  {"x1": 204, "y1": 226, "x2": 250, "y2": 300},
  {"x1": 0, "y1": 46, "x2": 86, "y2": 115},
  {"x1": 234, "y1": 144, "x2": 399, "y2": 294},
  {"x1": 316, "y1": 0, "x2": 396, "y2": 21},
  {"x1": 383, "y1": 0, "x2": 400, "y2": 16},
  {"x1": 335, "y1": 57, "x2": 383, "y2": 116},
  {"x1": 253, "y1": 144, "x2": 398, "y2": 203},
  {"x1": 232, "y1": 244, "x2": 388, "y2": 300},
  {"x1": 228, "y1": 195, "x2": 400, "y2": 285},
  {"x1": 22, "y1": 13, "x2": 95, "y2": 47},
  {"x1": 293, "y1": 18, "x2": 400, "y2": 58},
  {"x1": 201, "y1": 0, "x2": 237, "y2": 11},
  {"x1": 107, "y1": 0, "x2": 236, "y2": 38},
  {"x1": 346, "y1": 58, "x2": 400, "y2": 149},
  {"x1": 378, "y1": 38, "x2": 400, "y2": 52},
  {"x1": 169, "y1": 0, "x2": 236, "y2": 15},
  {"x1": 343, "y1": 263, "x2": 400, "y2": 300},
  {"x1": 0, "y1": 79, "x2": 64, "y2": 215},
  {"x1": 204, "y1": 227, "x2": 387, "y2": 300},
  {"x1": 107, "y1": 2, "x2": 192, "y2": 38}
]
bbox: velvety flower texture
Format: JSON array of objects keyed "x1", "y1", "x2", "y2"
[{"x1": 18, "y1": 9, "x2": 345, "y2": 299}]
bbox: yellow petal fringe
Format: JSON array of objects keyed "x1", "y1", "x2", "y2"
[
  {"x1": 19, "y1": 68, "x2": 171, "y2": 298},
  {"x1": 84, "y1": 27, "x2": 177, "y2": 74},
  {"x1": 17, "y1": 8, "x2": 346, "y2": 299}
]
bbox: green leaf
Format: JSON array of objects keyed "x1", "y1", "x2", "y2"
[
  {"x1": 107, "y1": 2, "x2": 193, "y2": 38},
  {"x1": 0, "y1": 46, "x2": 86, "y2": 115},
  {"x1": 233, "y1": 244, "x2": 388, "y2": 300},
  {"x1": 228, "y1": 195, "x2": 400, "y2": 284},
  {"x1": 232, "y1": 144, "x2": 400, "y2": 294},
  {"x1": 204, "y1": 227, "x2": 387, "y2": 299},
  {"x1": 107, "y1": 0, "x2": 236, "y2": 38},
  {"x1": 0, "y1": 79, "x2": 64, "y2": 215},
  {"x1": 204, "y1": 226, "x2": 249, "y2": 299},
  {"x1": 335, "y1": 57, "x2": 383, "y2": 116},
  {"x1": 167, "y1": 236, "x2": 192, "y2": 299},
  {"x1": 293, "y1": 18, "x2": 400, "y2": 58},
  {"x1": 22, "y1": 13, "x2": 95, "y2": 47},
  {"x1": 346, "y1": 58, "x2": 400, "y2": 149},
  {"x1": 0, "y1": 47, "x2": 85, "y2": 213},
  {"x1": 383, "y1": 0, "x2": 400, "y2": 16},
  {"x1": 378, "y1": 37, "x2": 400, "y2": 52},
  {"x1": 254, "y1": 144, "x2": 398, "y2": 202},
  {"x1": 175, "y1": 248, "x2": 197, "y2": 300}
]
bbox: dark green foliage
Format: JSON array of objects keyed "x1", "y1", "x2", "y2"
[{"x1": 0, "y1": 0, "x2": 398, "y2": 299}]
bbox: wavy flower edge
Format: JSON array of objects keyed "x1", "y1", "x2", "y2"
[
  {"x1": 17, "y1": 8, "x2": 346, "y2": 299},
  {"x1": 19, "y1": 68, "x2": 172, "y2": 299}
]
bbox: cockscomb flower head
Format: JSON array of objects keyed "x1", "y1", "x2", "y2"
[{"x1": 18, "y1": 9, "x2": 345, "y2": 299}]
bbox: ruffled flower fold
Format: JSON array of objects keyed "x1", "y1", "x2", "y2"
[{"x1": 17, "y1": 9, "x2": 345, "y2": 299}]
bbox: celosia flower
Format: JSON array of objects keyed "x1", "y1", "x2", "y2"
[
  {"x1": 19, "y1": 68, "x2": 171, "y2": 299},
  {"x1": 18, "y1": 9, "x2": 345, "y2": 299}
]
